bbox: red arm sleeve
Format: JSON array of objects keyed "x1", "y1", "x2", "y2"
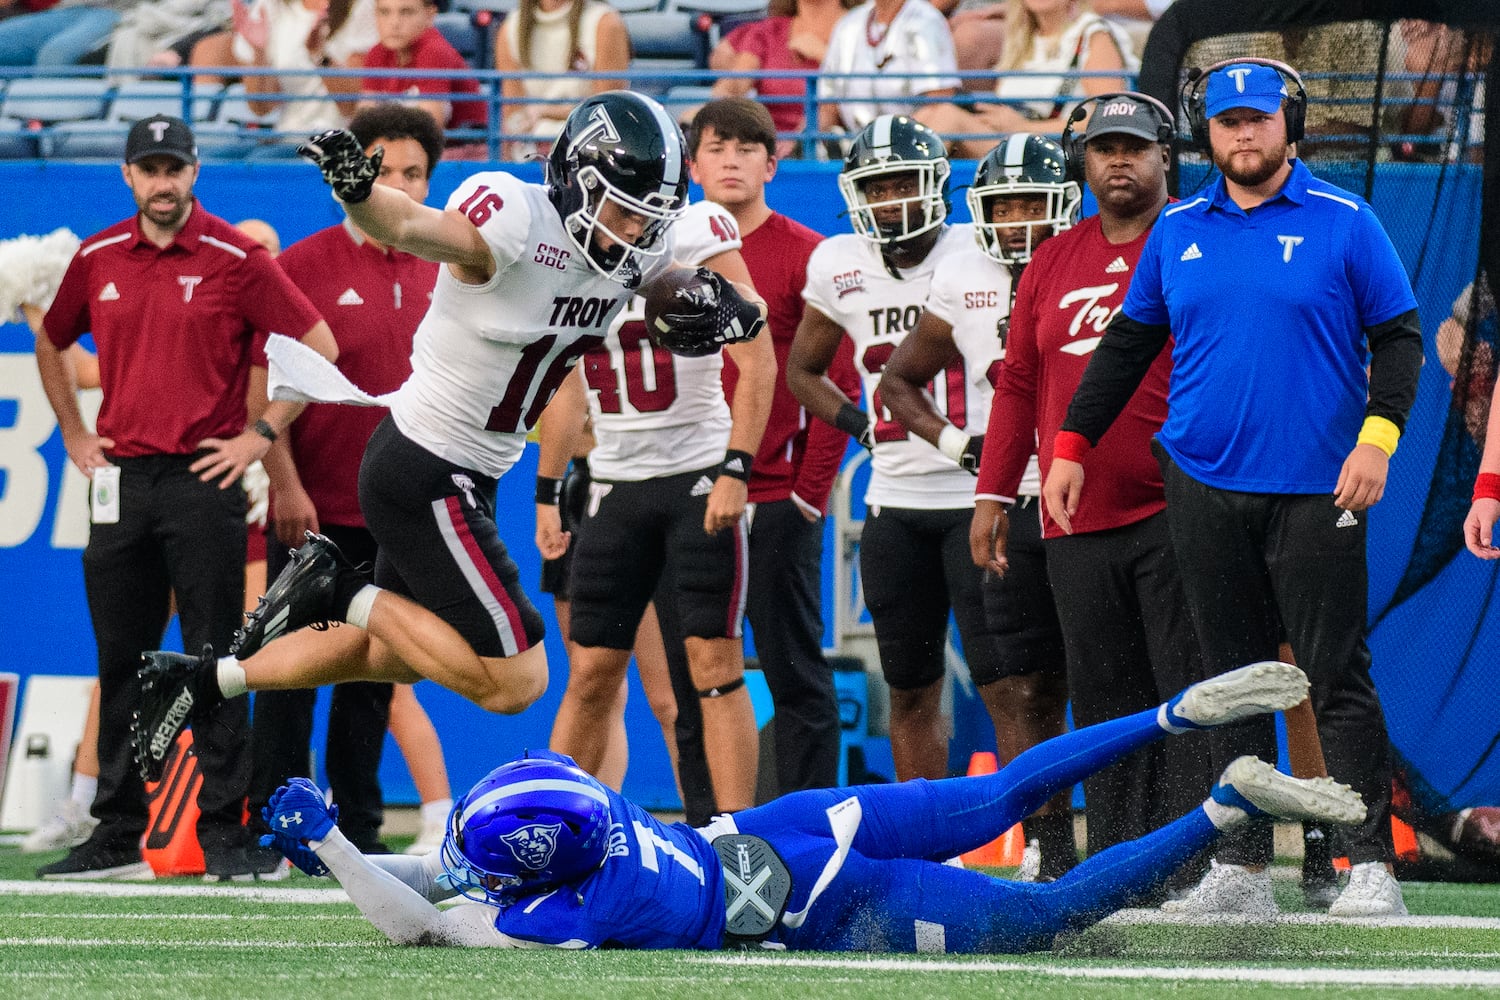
[{"x1": 793, "y1": 335, "x2": 860, "y2": 512}]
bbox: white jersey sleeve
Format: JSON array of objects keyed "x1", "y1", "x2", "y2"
[
  {"x1": 928, "y1": 246, "x2": 1041, "y2": 496},
  {"x1": 584, "y1": 200, "x2": 740, "y2": 481},
  {"x1": 802, "y1": 226, "x2": 980, "y2": 509},
  {"x1": 443, "y1": 171, "x2": 531, "y2": 279}
]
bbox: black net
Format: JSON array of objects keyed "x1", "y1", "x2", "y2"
[{"x1": 1137, "y1": 1, "x2": 1499, "y2": 813}]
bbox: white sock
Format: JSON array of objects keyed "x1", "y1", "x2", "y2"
[
  {"x1": 420, "y1": 798, "x2": 453, "y2": 826},
  {"x1": 216, "y1": 656, "x2": 248, "y2": 698},
  {"x1": 345, "y1": 585, "x2": 381, "y2": 630},
  {"x1": 1202, "y1": 798, "x2": 1248, "y2": 831},
  {"x1": 70, "y1": 773, "x2": 97, "y2": 807}
]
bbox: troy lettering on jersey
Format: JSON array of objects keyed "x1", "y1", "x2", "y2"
[
  {"x1": 547, "y1": 295, "x2": 619, "y2": 329},
  {"x1": 834, "y1": 270, "x2": 866, "y2": 299},
  {"x1": 534, "y1": 242, "x2": 572, "y2": 271},
  {"x1": 868, "y1": 305, "x2": 924, "y2": 338},
  {"x1": 1057, "y1": 282, "x2": 1121, "y2": 338}
]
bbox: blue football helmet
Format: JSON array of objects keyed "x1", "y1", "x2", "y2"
[{"x1": 438, "y1": 750, "x2": 613, "y2": 905}]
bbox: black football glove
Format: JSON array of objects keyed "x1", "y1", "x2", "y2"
[
  {"x1": 651, "y1": 267, "x2": 767, "y2": 358},
  {"x1": 297, "y1": 129, "x2": 382, "y2": 204},
  {"x1": 959, "y1": 434, "x2": 984, "y2": 474}
]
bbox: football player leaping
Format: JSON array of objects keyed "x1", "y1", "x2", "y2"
[
  {"x1": 786, "y1": 115, "x2": 1006, "y2": 787},
  {"x1": 132, "y1": 92, "x2": 766, "y2": 783}
]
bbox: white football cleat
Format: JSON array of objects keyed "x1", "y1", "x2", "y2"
[
  {"x1": 1212, "y1": 756, "x2": 1367, "y2": 826},
  {"x1": 1161, "y1": 661, "x2": 1310, "y2": 732},
  {"x1": 1160, "y1": 860, "x2": 1277, "y2": 919},
  {"x1": 20, "y1": 798, "x2": 98, "y2": 854},
  {"x1": 1328, "y1": 861, "x2": 1408, "y2": 917},
  {"x1": 404, "y1": 819, "x2": 446, "y2": 856}
]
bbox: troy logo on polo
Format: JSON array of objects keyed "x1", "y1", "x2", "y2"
[
  {"x1": 179, "y1": 275, "x2": 203, "y2": 302},
  {"x1": 1056, "y1": 283, "x2": 1120, "y2": 356},
  {"x1": 1278, "y1": 235, "x2": 1304, "y2": 262}
]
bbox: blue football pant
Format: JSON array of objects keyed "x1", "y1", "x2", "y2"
[{"x1": 740, "y1": 704, "x2": 1217, "y2": 953}]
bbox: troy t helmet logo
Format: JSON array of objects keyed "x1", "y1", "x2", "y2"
[
  {"x1": 568, "y1": 105, "x2": 620, "y2": 157},
  {"x1": 149, "y1": 120, "x2": 171, "y2": 142}
]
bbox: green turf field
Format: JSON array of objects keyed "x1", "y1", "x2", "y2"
[{"x1": 4, "y1": 843, "x2": 1500, "y2": 999}]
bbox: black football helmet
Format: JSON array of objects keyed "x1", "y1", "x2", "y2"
[
  {"x1": 967, "y1": 134, "x2": 1080, "y2": 265},
  {"x1": 837, "y1": 115, "x2": 950, "y2": 246},
  {"x1": 546, "y1": 91, "x2": 689, "y2": 287}
]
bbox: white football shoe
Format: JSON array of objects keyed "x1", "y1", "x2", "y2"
[
  {"x1": 20, "y1": 798, "x2": 98, "y2": 854},
  {"x1": 1159, "y1": 859, "x2": 1278, "y2": 919},
  {"x1": 1161, "y1": 661, "x2": 1310, "y2": 732},
  {"x1": 1328, "y1": 861, "x2": 1408, "y2": 917}
]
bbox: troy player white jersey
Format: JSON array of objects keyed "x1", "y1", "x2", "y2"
[
  {"x1": 802, "y1": 224, "x2": 977, "y2": 509},
  {"x1": 923, "y1": 243, "x2": 1041, "y2": 497},
  {"x1": 584, "y1": 200, "x2": 743, "y2": 481},
  {"x1": 391, "y1": 171, "x2": 675, "y2": 478}
]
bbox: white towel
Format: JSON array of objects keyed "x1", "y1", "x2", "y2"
[{"x1": 265, "y1": 333, "x2": 404, "y2": 407}]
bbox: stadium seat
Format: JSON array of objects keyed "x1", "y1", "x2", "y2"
[
  {"x1": 624, "y1": 10, "x2": 706, "y2": 95},
  {"x1": 0, "y1": 77, "x2": 113, "y2": 158},
  {"x1": 661, "y1": 83, "x2": 713, "y2": 121},
  {"x1": 448, "y1": 0, "x2": 518, "y2": 14},
  {"x1": 0, "y1": 116, "x2": 36, "y2": 159},
  {"x1": 433, "y1": 11, "x2": 485, "y2": 68},
  {"x1": 108, "y1": 79, "x2": 217, "y2": 125},
  {"x1": 612, "y1": 0, "x2": 664, "y2": 12},
  {"x1": 213, "y1": 82, "x2": 278, "y2": 128}
]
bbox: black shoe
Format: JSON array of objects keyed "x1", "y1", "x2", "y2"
[
  {"x1": 133, "y1": 644, "x2": 215, "y2": 783},
  {"x1": 37, "y1": 837, "x2": 154, "y2": 881},
  {"x1": 1302, "y1": 820, "x2": 1340, "y2": 910},
  {"x1": 232, "y1": 532, "x2": 361, "y2": 659},
  {"x1": 203, "y1": 844, "x2": 290, "y2": 883}
]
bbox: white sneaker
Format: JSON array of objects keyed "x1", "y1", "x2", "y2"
[
  {"x1": 1160, "y1": 860, "x2": 1278, "y2": 918},
  {"x1": 20, "y1": 799, "x2": 99, "y2": 854},
  {"x1": 404, "y1": 819, "x2": 446, "y2": 856},
  {"x1": 1328, "y1": 861, "x2": 1408, "y2": 917},
  {"x1": 1161, "y1": 661, "x2": 1309, "y2": 732}
]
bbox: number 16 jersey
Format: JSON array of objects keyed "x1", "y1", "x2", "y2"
[{"x1": 392, "y1": 171, "x2": 676, "y2": 479}]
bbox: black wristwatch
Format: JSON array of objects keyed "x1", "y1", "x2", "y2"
[{"x1": 251, "y1": 418, "x2": 278, "y2": 443}]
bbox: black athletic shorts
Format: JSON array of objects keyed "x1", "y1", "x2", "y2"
[
  {"x1": 567, "y1": 465, "x2": 748, "y2": 650},
  {"x1": 358, "y1": 417, "x2": 545, "y2": 659},
  {"x1": 859, "y1": 504, "x2": 1000, "y2": 691},
  {"x1": 978, "y1": 496, "x2": 1066, "y2": 685}
]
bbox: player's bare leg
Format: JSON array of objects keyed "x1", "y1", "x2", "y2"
[
  {"x1": 550, "y1": 646, "x2": 633, "y2": 777},
  {"x1": 889, "y1": 678, "x2": 949, "y2": 781},
  {"x1": 684, "y1": 636, "x2": 756, "y2": 812}
]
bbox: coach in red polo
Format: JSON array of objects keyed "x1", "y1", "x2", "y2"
[{"x1": 34, "y1": 114, "x2": 338, "y2": 882}]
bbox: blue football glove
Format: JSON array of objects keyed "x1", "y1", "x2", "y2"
[
  {"x1": 258, "y1": 832, "x2": 330, "y2": 877},
  {"x1": 265, "y1": 777, "x2": 339, "y2": 843}
]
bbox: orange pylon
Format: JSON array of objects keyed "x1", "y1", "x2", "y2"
[{"x1": 959, "y1": 751, "x2": 1025, "y2": 867}]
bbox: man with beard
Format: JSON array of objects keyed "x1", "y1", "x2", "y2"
[
  {"x1": 972, "y1": 99, "x2": 1211, "y2": 881},
  {"x1": 1045, "y1": 62, "x2": 1423, "y2": 918},
  {"x1": 34, "y1": 114, "x2": 337, "y2": 881}
]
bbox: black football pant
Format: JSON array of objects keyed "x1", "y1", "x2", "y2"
[
  {"x1": 84, "y1": 454, "x2": 251, "y2": 858},
  {"x1": 1158, "y1": 448, "x2": 1393, "y2": 866},
  {"x1": 248, "y1": 523, "x2": 391, "y2": 851},
  {"x1": 1044, "y1": 512, "x2": 1212, "y2": 862},
  {"x1": 745, "y1": 498, "x2": 840, "y2": 794}
]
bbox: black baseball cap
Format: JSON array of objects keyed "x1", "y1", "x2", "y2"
[
  {"x1": 1083, "y1": 94, "x2": 1169, "y2": 143},
  {"x1": 125, "y1": 114, "x2": 198, "y2": 165}
]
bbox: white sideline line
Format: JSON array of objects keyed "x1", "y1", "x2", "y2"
[
  {"x1": 697, "y1": 956, "x2": 1500, "y2": 987},
  {"x1": 0, "y1": 937, "x2": 368, "y2": 949},
  {"x1": 1105, "y1": 906, "x2": 1500, "y2": 930},
  {"x1": 0, "y1": 879, "x2": 350, "y2": 904},
  {"x1": 10, "y1": 911, "x2": 363, "y2": 921}
]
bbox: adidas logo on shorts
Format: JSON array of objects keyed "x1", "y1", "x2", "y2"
[{"x1": 690, "y1": 476, "x2": 714, "y2": 497}]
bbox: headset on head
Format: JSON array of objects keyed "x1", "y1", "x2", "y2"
[
  {"x1": 1059, "y1": 91, "x2": 1177, "y2": 183},
  {"x1": 1180, "y1": 56, "x2": 1307, "y2": 150}
]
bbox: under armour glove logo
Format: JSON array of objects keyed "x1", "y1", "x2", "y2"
[{"x1": 297, "y1": 129, "x2": 382, "y2": 204}]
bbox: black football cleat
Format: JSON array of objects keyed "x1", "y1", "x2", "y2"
[
  {"x1": 231, "y1": 531, "x2": 359, "y2": 659},
  {"x1": 133, "y1": 645, "x2": 214, "y2": 783}
]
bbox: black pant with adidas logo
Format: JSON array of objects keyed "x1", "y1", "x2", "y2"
[
  {"x1": 1155, "y1": 444, "x2": 1394, "y2": 867},
  {"x1": 567, "y1": 465, "x2": 746, "y2": 651}
]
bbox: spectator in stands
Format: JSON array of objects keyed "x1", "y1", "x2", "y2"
[
  {"x1": 491, "y1": 0, "x2": 628, "y2": 162},
  {"x1": 247, "y1": 103, "x2": 444, "y2": 856},
  {"x1": 104, "y1": 0, "x2": 229, "y2": 77},
  {"x1": 0, "y1": 0, "x2": 133, "y2": 66},
  {"x1": 918, "y1": 0, "x2": 1135, "y2": 159},
  {"x1": 34, "y1": 114, "x2": 337, "y2": 881},
  {"x1": 359, "y1": 0, "x2": 485, "y2": 137},
  {"x1": 230, "y1": 0, "x2": 378, "y2": 138},
  {"x1": 818, "y1": 0, "x2": 959, "y2": 137},
  {"x1": 708, "y1": 0, "x2": 857, "y2": 158}
]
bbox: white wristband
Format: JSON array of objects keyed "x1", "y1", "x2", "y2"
[{"x1": 937, "y1": 425, "x2": 970, "y2": 464}]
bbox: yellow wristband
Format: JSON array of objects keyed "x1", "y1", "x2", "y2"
[{"x1": 1357, "y1": 415, "x2": 1400, "y2": 457}]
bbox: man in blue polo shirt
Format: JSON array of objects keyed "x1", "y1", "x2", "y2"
[{"x1": 1043, "y1": 61, "x2": 1422, "y2": 918}]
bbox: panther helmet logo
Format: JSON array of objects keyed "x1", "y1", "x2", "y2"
[{"x1": 501, "y1": 822, "x2": 563, "y2": 870}]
